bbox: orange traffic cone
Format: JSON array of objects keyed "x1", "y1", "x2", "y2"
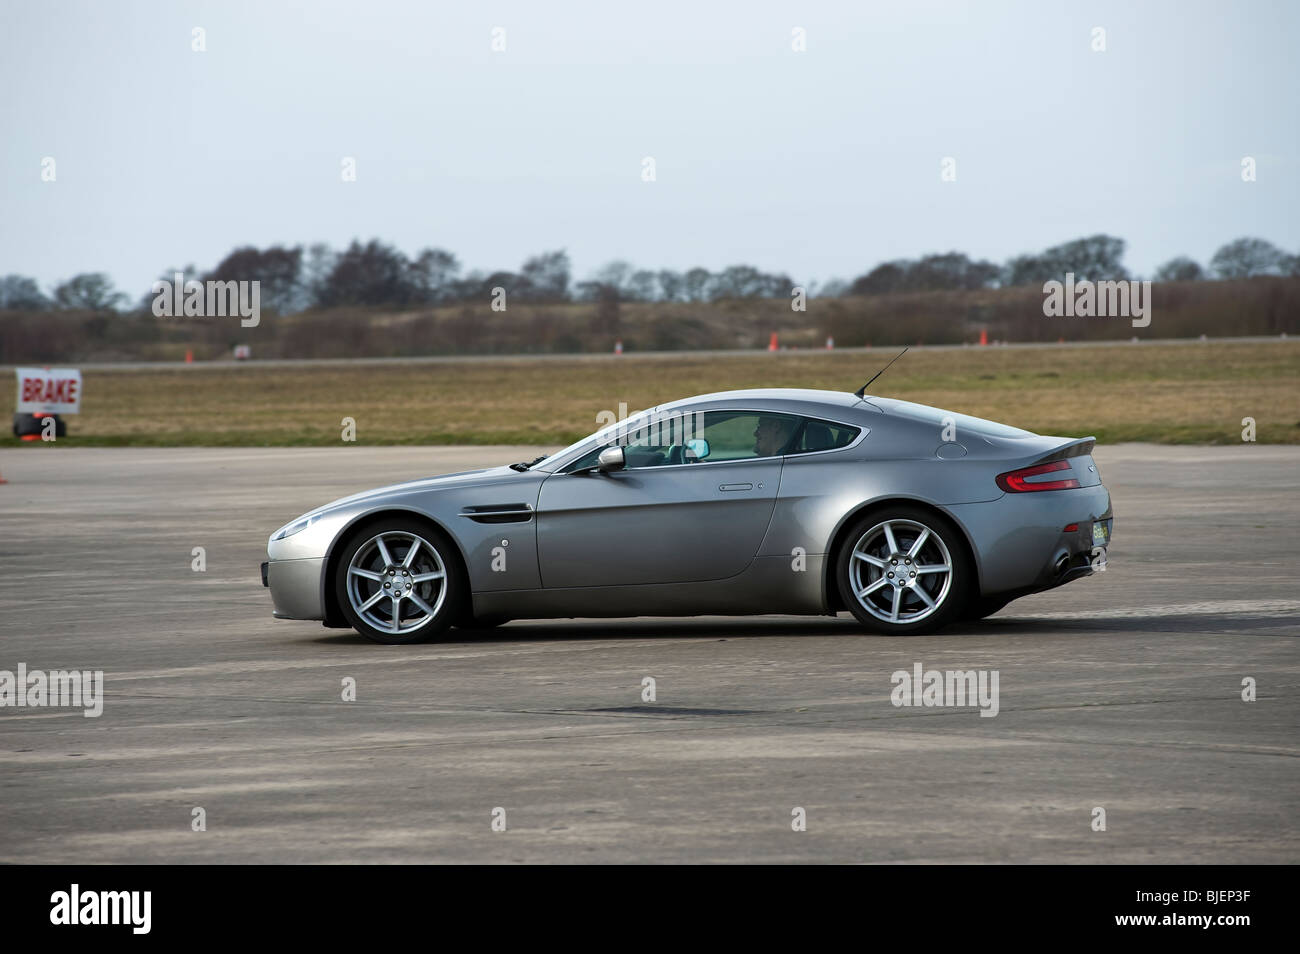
[
  {"x1": 768, "y1": 332, "x2": 779, "y2": 352},
  {"x1": 185, "y1": 349, "x2": 194, "y2": 364},
  {"x1": 979, "y1": 328, "x2": 988, "y2": 346}
]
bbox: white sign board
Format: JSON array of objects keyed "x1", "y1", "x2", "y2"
[{"x1": 16, "y1": 367, "x2": 82, "y2": 415}]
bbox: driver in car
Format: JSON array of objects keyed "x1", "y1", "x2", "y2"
[{"x1": 754, "y1": 415, "x2": 796, "y2": 457}]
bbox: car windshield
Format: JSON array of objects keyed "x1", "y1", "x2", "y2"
[{"x1": 524, "y1": 408, "x2": 660, "y2": 471}]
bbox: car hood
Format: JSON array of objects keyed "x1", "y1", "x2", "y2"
[{"x1": 304, "y1": 465, "x2": 526, "y2": 517}]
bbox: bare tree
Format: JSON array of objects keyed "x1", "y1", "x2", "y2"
[
  {"x1": 1154, "y1": 256, "x2": 1204, "y2": 282},
  {"x1": 53, "y1": 272, "x2": 126, "y2": 312},
  {"x1": 319, "y1": 239, "x2": 417, "y2": 307},
  {"x1": 205, "y1": 246, "x2": 303, "y2": 313},
  {"x1": 1210, "y1": 237, "x2": 1289, "y2": 279},
  {"x1": 682, "y1": 267, "x2": 712, "y2": 302},
  {"x1": 656, "y1": 270, "x2": 684, "y2": 302},
  {"x1": 519, "y1": 250, "x2": 571, "y2": 302},
  {"x1": 0, "y1": 275, "x2": 51, "y2": 310},
  {"x1": 410, "y1": 248, "x2": 461, "y2": 304}
]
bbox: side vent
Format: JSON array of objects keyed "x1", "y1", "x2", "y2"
[{"x1": 459, "y1": 504, "x2": 533, "y2": 524}]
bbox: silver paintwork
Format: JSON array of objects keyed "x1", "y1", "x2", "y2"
[{"x1": 264, "y1": 388, "x2": 1112, "y2": 627}]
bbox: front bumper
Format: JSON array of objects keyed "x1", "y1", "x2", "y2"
[{"x1": 265, "y1": 557, "x2": 327, "y2": 620}]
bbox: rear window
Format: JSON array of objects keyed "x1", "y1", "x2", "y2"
[
  {"x1": 882, "y1": 402, "x2": 1034, "y2": 439},
  {"x1": 788, "y1": 418, "x2": 860, "y2": 453}
]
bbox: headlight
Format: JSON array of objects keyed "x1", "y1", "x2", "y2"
[{"x1": 271, "y1": 513, "x2": 322, "y2": 542}]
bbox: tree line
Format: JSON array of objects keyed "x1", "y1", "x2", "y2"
[{"x1": 1, "y1": 234, "x2": 1296, "y2": 315}]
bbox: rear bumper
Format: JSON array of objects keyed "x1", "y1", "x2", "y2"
[
  {"x1": 266, "y1": 557, "x2": 326, "y2": 620},
  {"x1": 950, "y1": 485, "x2": 1112, "y2": 597}
]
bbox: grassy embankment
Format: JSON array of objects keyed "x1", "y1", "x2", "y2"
[{"x1": 2, "y1": 340, "x2": 1296, "y2": 447}]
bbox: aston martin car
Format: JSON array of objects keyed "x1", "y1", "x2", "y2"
[{"x1": 262, "y1": 388, "x2": 1112, "y2": 643}]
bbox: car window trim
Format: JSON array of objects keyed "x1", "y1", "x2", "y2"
[{"x1": 549, "y1": 407, "x2": 869, "y2": 474}]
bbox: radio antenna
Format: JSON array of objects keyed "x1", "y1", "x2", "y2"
[{"x1": 854, "y1": 347, "x2": 909, "y2": 398}]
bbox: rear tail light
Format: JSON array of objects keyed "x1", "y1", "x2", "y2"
[{"x1": 996, "y1": 460, "x2": 1081, "y2": 493}]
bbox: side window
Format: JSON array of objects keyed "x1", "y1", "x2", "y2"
[
  {"x1": 788, "y1": 417, "x2": 860, "y2": 454},
  {"x1": 564, "y1": 411, "x2": 707, "y2": 471},
  {"x1": 561, "y1": 410, "x2": 860, "y2": 472},
  {"x1": 620, "y1": 415, "x2": 680, "y2": 468},
  {"x1": 699, "y1": 411, "x2": 801, "y2": 462},
  {"x1": 563, "y1": 446, "x2": 604, "y2": 473}
]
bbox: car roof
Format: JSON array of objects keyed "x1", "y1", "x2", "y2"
[{"x1": 655, "y1": 388, "x2": 870, "y2": 415}]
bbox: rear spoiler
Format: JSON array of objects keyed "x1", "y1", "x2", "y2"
[{"x1": 1030, "y1": 437, "x2": 1096, "y2": 465}]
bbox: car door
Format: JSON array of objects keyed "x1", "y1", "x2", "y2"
[{"x1": 535, "y1": 410, "x2": 790, "y2": 587}]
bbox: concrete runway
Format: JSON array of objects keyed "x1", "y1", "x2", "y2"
[{"x1": 0, "y1": 444, "x2": 1296, "y2": 863}]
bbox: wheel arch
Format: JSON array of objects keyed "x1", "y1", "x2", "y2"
[
  {"x1": 321, "y1": 507, "x2": 471, "y2": 628},
  {"x1": 823, "y1": 496, "x2": 982, "y2": 613}
]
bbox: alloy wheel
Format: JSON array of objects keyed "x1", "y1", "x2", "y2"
[
  {"x1": 848, "y1": 518, "x2": 954, "y2": 624},
  {"x1": 345, "y1": 530, "x2": 447, "y2": 636}
]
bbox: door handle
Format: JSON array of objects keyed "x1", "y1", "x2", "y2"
[{"x1": 718, "y1": 482, "x2": 753, "y2": 492}]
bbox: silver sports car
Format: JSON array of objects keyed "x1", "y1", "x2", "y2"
[{"x1": 262, "y1": 388, "x2": 1112, "y2": 643}]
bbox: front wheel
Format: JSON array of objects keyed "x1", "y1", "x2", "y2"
[
  {"x1": 334, "y1": 518, "x2": 464, "y2": 644},
  {"x1": 837, "y1": 507, "x2": 970, "y2": 635}
]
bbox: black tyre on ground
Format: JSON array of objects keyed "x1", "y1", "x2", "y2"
[
  {"x1": 13, "y1": 413, "x2": 65, "y2": 438},
  {"x1": 836, "y1": 505, "x2": 972, "y2": 635}
]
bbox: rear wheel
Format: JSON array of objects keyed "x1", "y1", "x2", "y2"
[
  {"x1": 837, "y1": 507, "x2": 969, "y2": 635},
  {"x1": 334, "y1": 518, "x2": 464, "y2": 644}
]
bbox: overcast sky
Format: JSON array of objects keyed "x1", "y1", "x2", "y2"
[{"x1": 1, "y1": 0, "x2": 1296, "y2": 296}]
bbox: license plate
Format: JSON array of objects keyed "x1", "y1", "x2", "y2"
[{"x1": 1092, "y1": 521, "x2": 1109, "y2": 546}]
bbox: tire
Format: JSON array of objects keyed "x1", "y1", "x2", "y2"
[
  {"x1": 14, "y1": 413, "x2": 65, "y2": 438},
  {"x1": 836, "y1": 505, "x2": 971, "y2": 635},
  {"x1": 962, "y1": 597, "x2": 1011, "y2": 621},
  {"x1": 333, "y1": 517, "x2": 465, "y2": 645}
]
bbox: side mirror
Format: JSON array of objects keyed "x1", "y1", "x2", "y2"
[
  {"x1": 597, "y1": 446, "x2": 626, "y2": 473},
  {"x1": 685, "y1": 438, "x2": 710, "y2": 461}
]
